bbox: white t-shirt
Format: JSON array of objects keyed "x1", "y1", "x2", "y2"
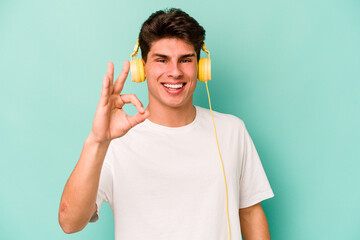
[{"x1": 93, "y1": 106, "x2": 274, "y2": 240}]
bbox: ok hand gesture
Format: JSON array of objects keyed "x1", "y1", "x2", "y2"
[{"x1": 89, "y1": 61, "x2": 149, "y2": 144}]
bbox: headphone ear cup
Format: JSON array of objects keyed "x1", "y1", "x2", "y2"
[
  {"x1": 198, "y1": 58, "x2": 211, "y2": 82},
  {"x1": 130, "y1": 59, "x2": 146, "y2": 83}
]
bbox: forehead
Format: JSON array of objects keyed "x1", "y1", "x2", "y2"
[{"x1": 148, "y1": 38, "x2": 196, "y2": 56}]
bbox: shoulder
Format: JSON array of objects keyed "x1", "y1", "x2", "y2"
[{"x1": 195, "y1": 106, "x2": 245, "y2": 130}]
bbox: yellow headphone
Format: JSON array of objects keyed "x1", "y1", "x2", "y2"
[{"x1": 130, "y1": 39, "x2": 211, "y2": 83}]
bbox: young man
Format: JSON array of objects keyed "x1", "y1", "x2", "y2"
[{"x1": 59, "y1": 8, "x2": 274, "y2": 240}]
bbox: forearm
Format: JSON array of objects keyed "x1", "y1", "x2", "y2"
[
  {"x1": 239, "y1": 203, "x2": 271, "y2": 240},
  {"x1": 58, "y1": 137, "x2": 110, "y2": 233}
]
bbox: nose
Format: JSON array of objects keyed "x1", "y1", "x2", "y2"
[{"x1": 167, "y1": 61, "x2": 183, "y2": 79}]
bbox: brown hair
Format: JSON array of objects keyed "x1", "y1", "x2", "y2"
[{"x1": 139, "y1": 8, "x2": 206, "y2": 62}]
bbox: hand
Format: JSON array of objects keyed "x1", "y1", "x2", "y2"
[{"x1": 88, "y1": 61, "x2": 149, "y2": 144}]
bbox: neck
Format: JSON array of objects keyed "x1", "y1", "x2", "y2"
[{"x1": 147, "y1": 103, "x2": 196, "y2": 127}]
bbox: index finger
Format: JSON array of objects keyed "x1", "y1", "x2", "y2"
[{"x1": 113, "y1": 60, "x2": 130, "y2": 95}]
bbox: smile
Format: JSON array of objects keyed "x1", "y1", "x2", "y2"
[
  {"x1": 161, "y1": 83, "x2": 186, "y2": 90},
  {"x1": 161, "y1": 82, "x2": 187, "y2": 94}
]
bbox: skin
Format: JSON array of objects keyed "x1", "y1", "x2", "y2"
[
  {"x1": 58, "y1": 38, "x2": 271, "y2": 238},
  {"x1": 239, "y1": 203, "x2": 271, "y2": 240}
]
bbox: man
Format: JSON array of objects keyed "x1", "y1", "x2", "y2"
[{"x1": 59, "y1": 8, "x2": 274, "y2": 240}]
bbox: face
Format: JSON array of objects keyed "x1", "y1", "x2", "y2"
[{"x1": 144, "y1": 38, "x2": 198, "y2": 110}]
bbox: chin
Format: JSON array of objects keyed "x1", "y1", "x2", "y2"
[{"x1": 162, "y1": 98, "x2": 192, "y2": 109}]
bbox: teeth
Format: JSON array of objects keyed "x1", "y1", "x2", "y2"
[{"x1": 163, "y1": 83, "x2": 184, "y2": 89}]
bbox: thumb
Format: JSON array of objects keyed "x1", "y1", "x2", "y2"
[{"x1": 127, "y1": 110, "x2": 150, "y2": 127}]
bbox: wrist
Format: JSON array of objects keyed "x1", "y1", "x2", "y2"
[{"x1": 85, "y1": 133, "x2": 111, "y2": 149}]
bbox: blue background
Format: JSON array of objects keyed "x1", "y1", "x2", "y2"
[{"x1": 1, "y1": 0, "x2": 359, "y2": 239}]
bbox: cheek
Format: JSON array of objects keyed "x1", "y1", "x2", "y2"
[
  {"x1": 186, "y1": 65, "x2": 199, "y2": 82},
  {"x1": 145, "y1": 64, "x2": 165, "y2": 79},
  {"x1": 191, "y1": 64, "x2": 199, "y2": 79},
  {"x1": 191, "y1": 79, "x2": 198, "y2": 91}
]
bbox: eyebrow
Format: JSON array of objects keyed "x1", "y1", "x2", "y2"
[
  {"x1": 180, "y1": 53, "x2": 196, "y2": 58},
  {"x1": 152, "y1": 54, "x2": 169, "y2": 59},
  {"x1": 151, "y1": 53, "x2": 196, "y2": 59}
]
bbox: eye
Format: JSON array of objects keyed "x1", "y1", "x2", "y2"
[
  {"x1": 181, "y1": 59, "x2": 192, "y2": 63},
  {"x1": 156, "y1": 59, "x2": 166, "y2": 63}
]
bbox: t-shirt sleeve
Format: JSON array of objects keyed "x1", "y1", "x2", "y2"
[
  {"x1": 89, "y1": 155, "x2": 113, "y2": 222},
  {"x1": 238, "y1": 124, "x2": 274, "y2": 209}
]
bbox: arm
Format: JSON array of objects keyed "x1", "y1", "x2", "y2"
[
  {"x1": 239, "y1": 203, "x2": 271, "y2": 240},
  {"x1": 58, "y1": 137, "x2": 109, "y2": 234},
  {"x1": 58, "y1": 61, "x2": 149, "y2": 234}
]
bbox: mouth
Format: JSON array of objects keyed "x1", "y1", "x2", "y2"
[
  {"x1": 161, "y1": 83, "x2": 186, "y2": 90},
  {"x1": 161, "y1": 83, "x2": 186, "y2": 89},
  {"x1": 161, "y1": 82, "x2": 187, "y2": 94}
]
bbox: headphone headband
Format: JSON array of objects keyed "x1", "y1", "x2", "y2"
[
  {"x1": 131, "y1": 39, "x2": 140, "y2": 59},
  {"x1": 202, "y1": 43, "x2": 210, "y2": 58}
]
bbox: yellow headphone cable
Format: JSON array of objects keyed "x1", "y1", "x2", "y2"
[{"x1": 205, "y1": 80, "x2": 231, "y2": 240}]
